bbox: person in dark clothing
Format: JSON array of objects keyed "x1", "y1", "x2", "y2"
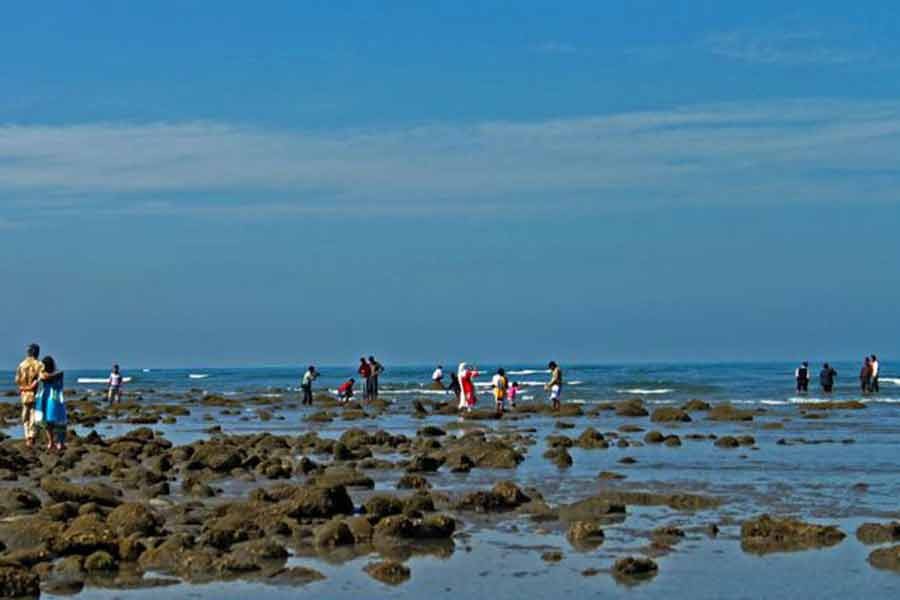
[
  {"x1": 860, "y1": 357, "x2": 872, "y2": 394},
  {"x1": 367, "y1": 356, "x2": 384, "y2": 401},
  {"x1": 447, "y1": 372, "x2": 461, "y2": 404},
  {"x1": 819, "y1": 363, "x2": 837, "y2": 393},
  {"x1": 301, "y1": 365, "x2": 318, "y2": 405},
  {"x1": 795, "y1": 361, "x2": 810, "y2": 393}
]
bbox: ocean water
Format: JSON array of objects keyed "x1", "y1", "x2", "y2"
[{"x1": 2, "y1": 361, "x2": 899, "y2": 599}]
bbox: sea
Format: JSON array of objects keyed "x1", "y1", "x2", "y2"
[{"x1": 2, "y1": 361, "x2": 899, "y2": 599}]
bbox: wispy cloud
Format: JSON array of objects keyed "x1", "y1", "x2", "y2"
[
  {"x1": 534, "y1": 41, "x2": 578, "y2": 55},
  {"x1": 2, "y1": 99, "x2": 900, "y2": 220},
  {"x1": 701, "y1": 28, "x2": 875, "y2": 66}
]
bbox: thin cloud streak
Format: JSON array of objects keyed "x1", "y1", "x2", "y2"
[
  {"x1": 701, "y1": 28, "x2": 876, "y2": 66},
  {"x1": 2, "y1": 99, "x2": 900, "y2": 218}
]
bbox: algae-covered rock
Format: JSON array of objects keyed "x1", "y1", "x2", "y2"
[
  {"x1": 612, "y1": 556, "x2": 658, "y2": 581},
  {"x1": 868, "y1": 545, "x2": 900, "y2": 572},
  {"x1": 740, "y1": 514, "x2": 845, "y2": 554},
  {"x1": 651, "y1": 407, "x2": 691, "y2": 423},
  {"x1": 364, "y1": 560, "x2": 410, "y2": 585},
  {"x1": 857, "y1": 522, "x2": 900, "y2": 545}
]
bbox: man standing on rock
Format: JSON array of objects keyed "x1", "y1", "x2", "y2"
[
  {"x1": 301, "y1": 365, "x2": 318, "y2": 406},
  {"x1": 367, "y1": 356, "x2": 384, "y2": 401},
  {"x1": 14, "y1": 344, "x2": 44, "y2": 448},
  {"x1": 546, "y1": 361, "x2": 563, "y2": 411}
]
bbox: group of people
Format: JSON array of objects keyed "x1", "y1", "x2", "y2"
[
  {"x1": 434, "y1": 361, "x2": 564, "y2": 415},
  {"x1": 13, "y1": 344, "x2": 67, "y2": 451},
  {"x1": 794, "y1": 355, "x2": 881, "y2": 394},
  {"x1": 300, "y1": 356, "x2": 385, "y2": 405}
]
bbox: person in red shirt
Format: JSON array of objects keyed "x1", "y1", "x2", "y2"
[
  {"x1": 358, "y1": 357, "x2": 372, "y2": 400},
  {"x1": 458, "y1": 362, "x2": 479, "y2": 412},
  {"x1": 338, "y1": 378, "x2": 355, "y2": 404}
]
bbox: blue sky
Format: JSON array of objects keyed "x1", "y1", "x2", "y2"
[{"x1": 2, "y1": 1, "x2": 900, "y2": 368}]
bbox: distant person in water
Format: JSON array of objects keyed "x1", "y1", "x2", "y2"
[
  {"x1": 492, "y1": 368, "x2": 508, "y2": 415},
  {"x1": 337, "y1": 378, "x2": 355, "y2": 404},
  {"x1": 458, "y1": 363, "x2": 479, "y2": 412},
  {"x1": 860, "y1": 357, "x2": 872, "y2": 394},
  {"x1": 301, "y1": 365, "x2": 318, "y2": 406},
  {"x1": 431, "y1": 365, "x2": 444, "y2": 389},
  {"x1": 358, "y1": 358, "x2": 372, "y2": 400},
  {"x1": 819, "y1": 363, "x2": 837, "y2": 393},
  {"x1": 36, "y1": 356, "x2": 67, "y2": 452},
  {"x1": 546, "y1": 361, "x2": 563, "y2": 410},
  {"x1": 367, "y1": 356, "x2": 384, "y2": 401},
  {"x1": 507, "y1": 381, "x2": 520, "y2": 409},
  {"x1": 108, "y1": 364, "x2": 124, "y2": 404},
  {"x1": 795, "y1": 361, "x2": 810, "y2": 393},
  {"x1": 870, "y1": 355, "x2": 880, "y2": 393},
  {"x1": 14, "y1": 344, "x2": 43, "y2": 447}
]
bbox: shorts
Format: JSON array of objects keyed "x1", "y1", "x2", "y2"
[{"x1": 550, "y1": 385, "x2": 561, "y2": 401}]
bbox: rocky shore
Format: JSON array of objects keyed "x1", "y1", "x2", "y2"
[{"x1": 0, "y1": 389, "x2": 897, "y2": 597}]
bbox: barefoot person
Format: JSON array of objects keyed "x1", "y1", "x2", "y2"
[
  {"x1": 448, "y1": 372, "x2": 461, "y2": 405},
  {"x1": 108, "y1": 364, "x2": 124, "y2": 404},
  {"x1": 358, "y1": 358, "x2": 372, "y2": 400},
  {"x1": 301, "y1": 365, "x2": 318, "y2": 406},
  {"x1": 14, "y1": 344, "x2": 43, "y2": 447},
  {"x1": 458, "y1": 362, "x2": 479, "y2": 412},
  {"x1": 35, "y1": 356, "x2": 67, "y2": 452},
  {"x1": 367, "y1": 356, "x2": 384, "y2": 401},
  {"x1": 492, "y1": 368, "x2": 508, "y2": 415},
  {"x1": 337, "y1": 378, "x2": 355, "y2": 404},
  {"x1": 545, "y1": 361, "x2": 563, "y2": 410},
  {"x1": 507, "y1": 381, "x2": 520, "y2": 409}
]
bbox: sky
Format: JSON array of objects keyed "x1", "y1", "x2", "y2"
[{"x1": 2, "y1": 1, "x2": 900, "y2": 368}]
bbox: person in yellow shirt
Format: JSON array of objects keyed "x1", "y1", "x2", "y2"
[{"x1": 14, "y1": 344, "x2": 44, "y2": 447}]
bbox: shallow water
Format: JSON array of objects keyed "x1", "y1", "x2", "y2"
[{"x1": 3, "y1": 362, "x2": 899, "y2": 598}]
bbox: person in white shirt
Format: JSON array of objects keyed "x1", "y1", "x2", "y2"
[
  {"x1": 492, "y1": 368, "x2": 508, "y2": 415},
  {"x1": 870, "y1": 354, "x2": 880, "y2": 393},
  {"x1": 431, "y1": 365, "x2": 444, "y2": 389},
  {"x1": 108, "y1": 364, "x2": 124, "y2": 404}
]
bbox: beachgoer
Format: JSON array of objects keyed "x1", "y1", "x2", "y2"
[
  {"x1": 492, "y1": 368, "x2": 508, "y2": 415},
  {"x1": 36, "y1": 356, "x2": 67, "y2": 452},
  {"x1": 545, "y1": 361, "x2": 563, "y2": 410},
  {"x1": 507, "y1": 381, "x2": 520, "y2": 409},
  {"x1": 819, "y1": 363, "x2": 837, "y2": 393},
  {"x1": 301, "y1": 365, "x2": 318, "y2": 406},
  {"x1": 448, "y1": 372, "x2": 461, "y2": 404},
  {"x1": 14, "y1": 344, "x2": 43, "y2": 447},
  {"x1": 337, "y1": 378, "x2": 355, "y2": 404},
  {"x1": 358, "y1": 358, "x2": 372, "y2": 400},
  {"x1": 870, "y1": 355, "x2": 880, "y2": 393},
  {"x1": 860, "y1": 357, "x2": 872, "y2": 394},
  {"x1": 458, "y1": 363, "x2": 479, "y2": 412},
  {"x1": 795, "y1": 361, "x2": 810, "y2": 393},
  {"x1": 431, "y1": 365, "x2": 444, "y2": 389},
  {"x1": 108, "y1": 364, "x2": 124, "y2": 404},
  {"x1": 368, "y1": 356, "x2": 384, "y2": 401}
]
